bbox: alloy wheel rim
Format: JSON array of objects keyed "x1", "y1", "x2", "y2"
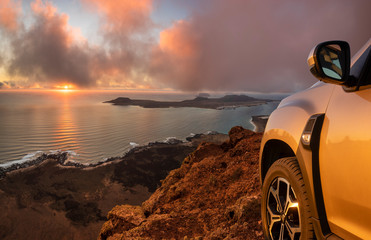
[{"x1": 266, "y1": 177, "x2": 301, "y2": 240}]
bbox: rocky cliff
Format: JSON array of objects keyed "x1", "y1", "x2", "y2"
[{"x1": 99, "y1": 127, "x2": 264, "y2": 240}]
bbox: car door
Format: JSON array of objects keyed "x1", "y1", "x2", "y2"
[
  {"x1": 319, "y1": 43, "x2": 371, "y2": 239},
  {"x1": 320, "y1": 86, "x2": 371, "y2": 239}
]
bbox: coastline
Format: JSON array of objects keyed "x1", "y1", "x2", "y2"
[
  {"x1": 251, "y1": 115, "x2": 269, "y2": 133},
  {"x1": 0, "y1": 132, "x2": 228, "y2": 175},
  {"x1": 0, "y1": 132, "x2": 228, "y2": 240}
]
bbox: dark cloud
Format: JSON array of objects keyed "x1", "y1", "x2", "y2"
[
  {"x1": 4, "y1": 1, "x2": 94, "y2": 87},
  {"x1": 8, "y1": 27, "x2": 94, "y2": 87},
  {"x1": 0, "y1": 81, "x2": 17, "y2": 89},
  {"x1": 150, "y1": 0, "x2": 371, "y2": 92}
]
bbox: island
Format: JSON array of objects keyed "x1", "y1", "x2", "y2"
[{"x1": 104, "y1": 94, "x2": 271, "y2": 110}]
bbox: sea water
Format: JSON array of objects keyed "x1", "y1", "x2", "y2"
[{"x1": 0, "y1": 90, "x2": 284, "y2": 166}]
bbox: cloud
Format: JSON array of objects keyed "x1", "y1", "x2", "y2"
[
  {"x1": 80, "y1": 0, "x2": 155, "y2": 88},
  {"x1": 150, "y1": 20, "x2": 200, "y2": 90},
  {"x1": 0, "y1": 81, "x2": 16, "y2": 88},
  {"x1": 83, "y1": 0, "x2": 152, "y2": 35},
  {"x1": 4, "y1": 0, "x2": 155, "y2": 89},
  {"x1": 150, "y1": 0, "x2": 371, "y2": 92},
  {"x1": 81, "y1": 0, "x2": 154, "y2": 63},
  {"x1": 0, "y1": 0, "x2": 20, "y2": 32},
  {"x1": 1, "y1": 0, "x2": 371, "y2": 92},
  {"x1": 6, "y1": 0, "x2": 95, "y2": 87}
]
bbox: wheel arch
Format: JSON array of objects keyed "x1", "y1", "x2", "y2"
[{"x1": 260, "y1": 139, "x2": 296, "y2": 183}]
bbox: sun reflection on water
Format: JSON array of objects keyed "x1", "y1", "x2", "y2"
[{"x1": 54, "y1": 92, "x2": 79, "y2": 154}]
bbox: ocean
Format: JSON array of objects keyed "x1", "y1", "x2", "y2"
[{"x1": 0, "y1": 90, "x2": 284, "y2": 167}]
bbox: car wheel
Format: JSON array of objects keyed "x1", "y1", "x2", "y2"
[{"x1": 261, "y1": 157, "x2": 315, "y2": 240}]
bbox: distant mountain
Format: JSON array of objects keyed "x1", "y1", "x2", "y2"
[{"x1": 105, "y1": 94, "x2": 271, "y2": 110}]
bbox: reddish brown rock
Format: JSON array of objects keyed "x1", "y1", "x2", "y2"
[{"x1": 99, "y1": 126, "x2": 264, "y2": 240}]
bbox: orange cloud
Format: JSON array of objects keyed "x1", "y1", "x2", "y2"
[
  {"x1": 31, "y1": 0, "x2": 56, "y2": 18},
  {"x1": 150, "y1": 20, "x2": 201, "y2": 90},
  {"x1": 0, "y1": 0, "x2": 21, "y2": 32},
  {"x1": 159, "y1": 20, "x2": 197, "y2": 58},
  {"x1": 83, "y1": 0, "x2": 152, "y2": 35}
]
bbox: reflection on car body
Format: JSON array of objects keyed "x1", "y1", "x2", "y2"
[{"x1": 260, "y1": 38, "x2": 371, "y2": 240}]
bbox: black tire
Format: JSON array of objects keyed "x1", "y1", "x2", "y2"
[{"x1": 261, "y1": 157, "x2": 315, "y2": 240}]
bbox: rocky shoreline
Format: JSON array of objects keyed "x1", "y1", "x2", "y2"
[
  {"x1": 0, "y1": 132, "x2": 228, "y2": 240},
  {"x1": 251, "y1": 115, "x2": 269, "y2": 133},
  {"x1": 0, "y1": 131, "x2": 226, "y2": 176}
]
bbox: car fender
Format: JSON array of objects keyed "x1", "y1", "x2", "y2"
[{"x1": 260, "y1": 81, "x2": 335, "y2": 191}]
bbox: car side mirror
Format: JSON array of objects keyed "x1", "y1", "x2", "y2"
[{"x1": 307, "y1": 41, "x2": 350, "y2": 85}]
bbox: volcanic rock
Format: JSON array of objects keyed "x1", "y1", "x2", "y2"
[{"x1": 99, "y1": 127, "x2": 263, "y2": 240}]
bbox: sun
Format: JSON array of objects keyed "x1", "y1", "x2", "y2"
[{"x1": 54, "y1": 84, "x2": 75, "y2": 91}]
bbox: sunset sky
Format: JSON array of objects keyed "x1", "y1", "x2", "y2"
[{"x1": 0, "y1": 0, "x2": 370, "y2": 92}]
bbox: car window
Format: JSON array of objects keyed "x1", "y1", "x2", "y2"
[{"x1": 350, "y1": 39, "x2": 371, "y2": 85}]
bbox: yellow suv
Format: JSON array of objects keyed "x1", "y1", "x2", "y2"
[{"x1": 260, "y1": 38, "x2": 371, "y2": 240}]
